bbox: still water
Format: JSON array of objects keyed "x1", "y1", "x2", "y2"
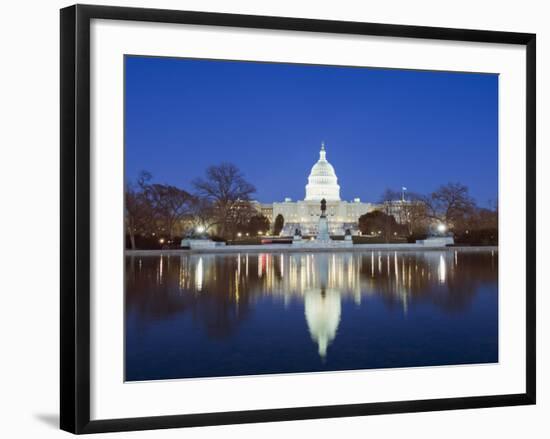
[{"x1": 125, "y1": 250, "x2": 498, "y2": 381}]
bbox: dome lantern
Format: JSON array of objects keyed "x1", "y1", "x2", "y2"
[
  {"x1": 305, "y1": 143, "x2": 341, "y2": 201},
  {"x1": 320, "y1": 141, "x2": 327, "y2": 160}
]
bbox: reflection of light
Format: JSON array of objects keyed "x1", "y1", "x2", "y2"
[
  {"x1": 348, "y1": 255, "x2": 354, "y2": 285},
  {"x1": 157, "y1": 248, "x2": 500, "y2": 367},
  {"x1": 258, "y1": 254, "x2": 266, "y2": 278},
  {"x1": 195, "y1": 257, "x2": 203, "y2": 291},
  {"x1": 438, "y1": 254, "x2": 447, "y2": 283},
  {"x1": 158, "y1": 256, "x2": 164, "y2": 284},
  {"x1": 178, "y1": 256, "x2": 186, "y2": 290},
  {"x1": 235, "y1": 269, "x2": 239, "y2": 304},
  {"x1": 394, "y1": 252, "x2": 399, "y2": 284}
]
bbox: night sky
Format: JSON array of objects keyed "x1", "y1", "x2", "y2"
[{"x1": 125, "y1": 56, "x2": 498, "y2": 206}]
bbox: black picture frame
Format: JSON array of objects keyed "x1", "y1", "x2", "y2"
[{"x1": 60, "y1": 4, "x2": 536, "y2": 434}]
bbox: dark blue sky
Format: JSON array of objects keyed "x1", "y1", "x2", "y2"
[{"x1": 125, "y1": 56, "x2": 498, "y2": 206}]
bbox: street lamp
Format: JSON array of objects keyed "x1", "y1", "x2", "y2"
[
  {"x1": 196, "y1": 225, "x2": 205, "y2": 234},
  {"x1": 437, "y1": 223, "x2": 447, "y2": 234},
  {"x1": 237, "y1": 232, "x2": 242, "y2": 238}
]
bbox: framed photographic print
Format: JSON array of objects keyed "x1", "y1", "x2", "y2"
[{"x1": 60, "y1": 4, "x2": 536, "y2": 434}]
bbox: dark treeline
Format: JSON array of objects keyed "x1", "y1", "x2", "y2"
[
  {"x1": 125, "y1": 164, "x2": 270, "y2": 249},
  {"x1": 126, "y1": 164, "x2": 497, "y2": 248},
  {"x1": 358, "y1": 183, "x2": 498, "y2": 245}
]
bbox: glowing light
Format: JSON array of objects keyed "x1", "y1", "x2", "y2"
[
  {"x1": 195, "y1": 257, "x2": 203, "y2": 291},
  {"x1": 437, "y1": 223, "x2": 447, "y2": 233},
  {"x1": 196, "y1": 225, "x2": 205, "y2": 234},
  {"x1": 159, "y1": 238, "x2": 165, "y2": 244},
  {"x1": 438, "y1": 254, "x2": 447, "y2": 283},
  {"x1": 237, "y1": 232, "x2": 242, "y2": 238}
]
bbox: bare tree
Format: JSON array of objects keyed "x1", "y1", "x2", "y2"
[
  {"x1": 421, "y1": 183, "x2": 476, "y2": 231},
  {"x1": 403, "y1": 193, "x2": 430, "y2": 235},
  {"x1": 125, "y1": 171, "x2": 156, "y2": 249},
  {"x1": 187, "y1": 197, "x2": 218, "y2": 235},
  {"x1": 378, "y1": 188, "x2": 429, "y2": 234},
  {"x1": 192, "y1": 163, "x2": 256, "y2": 238},
  {"x1": 145, "y1": 184, "x2": 193, "y2": 239},
  {"x1": 225, "y1": 201, "x2": 257, "y2": 239},
  {"x1": 125, "y1": 184, "x2": 151, "y2": 250},
  {"x1": 379, "y1": 188, "x2": 404, "y2": 223}
]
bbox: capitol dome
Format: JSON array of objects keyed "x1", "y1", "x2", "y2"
[{"x1": 305, "y1": 143, "x2": 341, "y2": 201}]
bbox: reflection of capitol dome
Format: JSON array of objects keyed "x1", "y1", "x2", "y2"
[
  {"x1": 305, "y1": 143, "x2": 341, "y2": 201},
  {"x1": 304, "y1": 288, "x2": 342, "y2": 358}
]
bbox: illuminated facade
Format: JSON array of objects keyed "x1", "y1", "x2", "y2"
[{"x1": 271, "y1": 143, "x2": 376, "y2": 236}]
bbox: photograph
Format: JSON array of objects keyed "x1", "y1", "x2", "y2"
[
  {"x1": 124, "y1": 55, "x2": 499, "y2": 382},
  {"x1": 0, "y1": 0, "x2": 542, "y2": 436}
]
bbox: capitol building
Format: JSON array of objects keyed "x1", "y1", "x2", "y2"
[{"x1": 267, "y1": 143, "x2": 377, "y2": 236}]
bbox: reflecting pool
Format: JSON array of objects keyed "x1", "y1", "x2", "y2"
[{"x1": 125, "y1": 250, "x2": 498, "y2": 381}]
